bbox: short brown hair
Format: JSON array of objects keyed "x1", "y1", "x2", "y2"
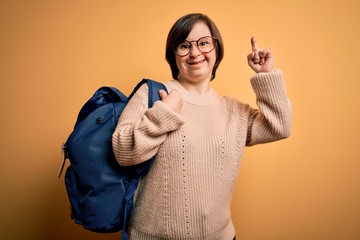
[{"x1": 165, "y1": 13, "x2": 224, "y2": 81}]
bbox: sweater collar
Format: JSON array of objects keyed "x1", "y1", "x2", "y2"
[{"x1": 166, "y1": 80, "x2": 219, "y2": 107}]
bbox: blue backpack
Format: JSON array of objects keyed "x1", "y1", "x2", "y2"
[{"x1": 58, "y1": 79, "x2": 167, "y2": 239}]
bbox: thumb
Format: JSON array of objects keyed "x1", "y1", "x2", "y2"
[{"x1": 158, "y1": 89, "x2": 168, "y2": 100}]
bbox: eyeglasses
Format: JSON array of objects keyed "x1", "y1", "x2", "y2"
[{"x1": 174, "y1": 36, "x2": 217, "y2": 57}]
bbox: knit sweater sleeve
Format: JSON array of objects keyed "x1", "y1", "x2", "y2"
[
  {"x1": 112, "y1": 83, "x2": 185, "y2": 166},
  {"x1": 246, "y1": 70, "x2": 292, "y2": 146}
]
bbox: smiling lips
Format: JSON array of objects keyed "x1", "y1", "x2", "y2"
[{"x1": 188, "y1": 59, "x2": 206, "y2": 65}]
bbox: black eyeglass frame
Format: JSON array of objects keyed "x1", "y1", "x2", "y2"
[{"x1": 173, "y1": 36, "x2": 218, "y2": 57}]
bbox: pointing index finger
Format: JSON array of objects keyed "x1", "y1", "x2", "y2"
[{"x1": 251, "y1": 36, "x2": 258, "y2": 51}]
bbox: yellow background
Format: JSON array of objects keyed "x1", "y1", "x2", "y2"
[{"x1": 1, "y1": 0, "x2": 359, "y2": 239}]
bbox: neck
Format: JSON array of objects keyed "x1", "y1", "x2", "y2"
[{"x1": 177, "y1": 77, "x2": 211, "y2": 95}]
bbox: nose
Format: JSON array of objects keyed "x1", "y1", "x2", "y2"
[{"x1": 189, "y1": 42, "x2": 201, "y2": 57}]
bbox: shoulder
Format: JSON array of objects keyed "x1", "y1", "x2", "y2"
[{"x1": 163, "y1": 80, "x2": 177, "y2": 91}]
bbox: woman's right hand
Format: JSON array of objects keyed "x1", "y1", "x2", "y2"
[
  {"x1": 247, "y1": 36, "x2": 274, "y2": 73},
  {"x1": 159, "y1": 89, "x2": 183, "y2": 114}
]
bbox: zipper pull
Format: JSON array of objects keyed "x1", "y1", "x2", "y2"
[{"x1": 57, "y1": 143, "x2": 69, "y2": 178}]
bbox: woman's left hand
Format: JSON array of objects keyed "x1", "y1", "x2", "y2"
[{"x1": 247, "y1": 37, "x2": 274, "y2": 73}]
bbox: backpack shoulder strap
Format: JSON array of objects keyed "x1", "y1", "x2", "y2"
[
  {"x1": 121, "y1": 79, "x2": 167, "y2": 240},
  {"x1": 129, "y1": 79, "x2": 168, "y2": 107}
]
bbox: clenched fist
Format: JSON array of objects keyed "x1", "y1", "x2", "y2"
[{"x1": 159, "y1": 89, "x2": 183, "y2": 114}]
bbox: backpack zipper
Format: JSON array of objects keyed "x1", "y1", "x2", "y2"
[{"x1": 57, "y1": 143, "x2": 69, "y2": 178}]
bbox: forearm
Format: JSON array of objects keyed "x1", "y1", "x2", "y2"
[{"x1": 247, "y1": 70, "x2": 292, "y2": 145}]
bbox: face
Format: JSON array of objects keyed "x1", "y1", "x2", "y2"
[{"x1": 175, "y1": 22, "x2": 216, "y2": 84}]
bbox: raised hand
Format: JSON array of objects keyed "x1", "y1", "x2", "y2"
[
  {"x1": 159, "y1": 89, "x2": 183, "y2": 114},
  {"x1": 247, "y1": 36, "x2": 274, "y2": 73}
]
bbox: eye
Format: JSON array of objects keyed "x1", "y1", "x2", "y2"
[
  {"x1": 198, "y1": 39, "x2": 210, "y2": 46},
  {"x1": 179, "y1": 42, "x2": 191, "y2": 50}
]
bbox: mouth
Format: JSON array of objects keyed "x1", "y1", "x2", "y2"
[{"x1": 188, "y1": 59, "x2": 206, "y2": 65}]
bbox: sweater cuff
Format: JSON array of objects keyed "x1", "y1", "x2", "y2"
[
  {"x1": 250, "y1": 70, "x2": 287, "y2": 97},
  {"x1": 145, "y1": 100, "x2": 185, "y2": 133}
]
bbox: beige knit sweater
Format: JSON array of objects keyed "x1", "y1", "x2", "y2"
[{"x1": 112, "y1": 70, "x2": 292, "y2": 239}]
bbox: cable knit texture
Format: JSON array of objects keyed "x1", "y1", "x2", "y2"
[{"x1": 112, "y1": 70, "x2": 292, "y2": 239}]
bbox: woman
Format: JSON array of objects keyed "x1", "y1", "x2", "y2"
[{"x1": 112, "y1": 13, "x2": 291, "y2": 240}]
